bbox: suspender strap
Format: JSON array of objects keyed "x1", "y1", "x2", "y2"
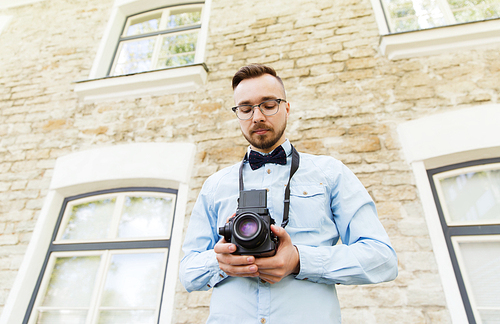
[
  {"x1": 239, "y1": 145, "x2": 300, "y2": 228},
  {"x1": 282, "y1": 145, "x2": 299, "y2": 228}
]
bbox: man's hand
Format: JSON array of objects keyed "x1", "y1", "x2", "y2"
[
  {"x1": 254, "y1": 225, "x2": 300, "y2": 284},
  {"x1": 214, "y1": 238, "x2": 260, "y2": 278}
]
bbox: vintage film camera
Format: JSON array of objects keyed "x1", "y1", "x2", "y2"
[{"x1": 218, "y1": 189, "x2": 278, "y2": 257}]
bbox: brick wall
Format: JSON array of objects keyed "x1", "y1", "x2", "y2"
[{"x1": 1, "y1": 0, "x2": 499, "y2": 323}]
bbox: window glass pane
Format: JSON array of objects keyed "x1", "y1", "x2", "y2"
[
  {"x1": 41, "y1": 256, "x2": 101, "y2": 307},
  {"x1": 126, "y1": 12, "x2": 161, "y2": 36},
  {"x1": 100, "y1": 252, "x2": 165, "y2": 307},
  {"x1": 167, "y1": 7, "x2": 201, "y2": 29},
  {"x1": 36, "y1": 310, "x2": 87, "y2": 324},
  {"x1": 112, "y1": 38, "x2": 156, "y2": 76},
  {"x1": 61, "y1": 199, "x2": 115, "y2": 241},
  {"x1": 383, "y1": 0, "x2": 446, "y2": 32},
  {"x1": 449, "y1": 0, "x2": 500, "y2": 22},
  {"x1": 157, "y1": 32, "x2": 197, "y2": 68},
  {"x1": 118, "y1": 196, "x2": 174, "y2": 238},
  {"x1": 438, "y1": 168, "x2": 500, "y2": 225},
  {"x1": 97, "y1": 310, "x2": 155, "y2": 324},
  {"x1": 455, "y1": 239, "x2": 500, "y2": 322}
]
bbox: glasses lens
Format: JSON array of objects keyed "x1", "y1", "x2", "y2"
[
  {"x1": 237, "y1": 218, "x2": 259, "y2": 238},
  {"x1": 260, "y1": 100, "x2": 279, "y2": 116},
  {"x1": 237, "y1": 106, "x2": 252, "y2": 119}
]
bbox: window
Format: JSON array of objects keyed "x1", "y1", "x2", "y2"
[
  {"x1": 397, "y1": 105, "x2": 500, "y2": 323},
  {"x1": 26, "y1": 189, "x2": 177, "y2": 324},
  {"x1": 369, "y1": 0, "x2": 500, "y2": 59},
  {"x1": 1, "y1": 143, "x2": 196, "y2": 324},
  {"x1": 380, "y1": 0, "x2": 500, "y2": 33},
  {"x1": 73, "y1": 0, "x2": 211, "y2": 102},
  {"x1": 429, "y1": 160, "x2": 500, "y2": 323},
  {"x1": 110, "y1": 5, "x2": 202, "y2": 76}
]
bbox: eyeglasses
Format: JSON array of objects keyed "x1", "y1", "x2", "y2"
[{"x1": 231, "y1": 99, "x2": 286, "y2": 120}]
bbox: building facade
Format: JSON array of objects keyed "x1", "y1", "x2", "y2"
[{"x1": 0, "y1": 0, "x2": 499, "y2": 323}]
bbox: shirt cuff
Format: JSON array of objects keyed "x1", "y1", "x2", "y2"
[
  {"x1": 205, "y1": 250, "x2": 229, "y2": 289},
  {"x1": 294, "y1": 244, "x2": 325, "y2": 281}
]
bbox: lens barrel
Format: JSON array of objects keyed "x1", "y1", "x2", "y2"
[{"x1": 232, "y1": 212, "x2": 266, "y2": 249}]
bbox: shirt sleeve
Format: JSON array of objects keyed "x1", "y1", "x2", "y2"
[
  {"x1": 294, "y1": 163, "x2": 398, "y2": 285},
  {"x1": 178, "y1": 181, "x2": 229, "y2": 292}
]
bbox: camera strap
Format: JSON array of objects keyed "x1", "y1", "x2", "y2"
[{"x1": 239, "y1": 144, "x2": 300, "y2": 228}]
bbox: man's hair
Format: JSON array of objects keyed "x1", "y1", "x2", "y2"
[{"x1": 232, "y1": 64, "x2": 285, "y2": 91}]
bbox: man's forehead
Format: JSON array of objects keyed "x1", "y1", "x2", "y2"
[{"x1": 233, "y1": 74, "x2": 285, "y2": 103}]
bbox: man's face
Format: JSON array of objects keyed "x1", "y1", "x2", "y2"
[{"x1": 233, "y1": 74, "x2": 290, "y2": 153}]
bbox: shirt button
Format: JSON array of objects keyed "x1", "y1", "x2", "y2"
[
  {"x1": 267, "y1": 169, "x2": 271, "y2": 174},
  {"x1": 261, "y1": 318, "x2": 266, "y2": 324},
  {"x1": 260, "y1": 279, "x2": 266, "y2": 284},
  {"x1": 303, "y1": 191, "x2": 308, "y2": 195},
  {"x1": 219, "y1": 274, "x2": 224, "y2": 278}
]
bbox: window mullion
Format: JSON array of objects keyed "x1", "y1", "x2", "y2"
[
  {"x1": 150, "y1": 9, "x2": 170, "y2": 70},
  {"x1": 86, "y1": 250, "x2": 112, "y2": 324},
  {"x1": 109, "y1": 194, "x2": 125, "y2": 239},
  {"x1": 435, "y1": 0, "x2": 457, "y2": 24},
  {"x1": 151, "y1": 35, "x2": 163, "y2": 70}
]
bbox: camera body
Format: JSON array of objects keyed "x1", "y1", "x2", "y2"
[{"x1": 219, "y1": 189, "x2": 278, "y2": 257}]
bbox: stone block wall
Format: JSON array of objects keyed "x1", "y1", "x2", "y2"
[{"x1": 1, "y1": 0, "x2": 499, "y2": 323}]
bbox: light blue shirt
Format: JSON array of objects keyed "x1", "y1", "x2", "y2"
[{"x1": 180, "y1": 140, "x2": 398, "y2": 324}]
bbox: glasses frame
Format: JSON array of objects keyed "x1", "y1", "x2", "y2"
[{"x1": 231, "y1": 99, "x2": 287, "y2": 120}]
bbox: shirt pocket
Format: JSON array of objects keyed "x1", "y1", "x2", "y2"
[{"x1": 288, "y1": 184, "x2": 328, "y2": 229}]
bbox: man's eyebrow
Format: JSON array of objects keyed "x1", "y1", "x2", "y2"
[{"x1": 237, "y1": 96, "x2": 278, "y2": 106}]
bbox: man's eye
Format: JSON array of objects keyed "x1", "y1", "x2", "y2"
[
  {"x1": 239, "y1": 106, "x2": 252, "y2": 113},
  {"x1": 263, "y1": 102, "x2": 277, "y2": 109}
]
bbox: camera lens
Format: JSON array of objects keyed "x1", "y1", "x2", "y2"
[
  {"x1": 233, "y1": 213, "x2": 266, "y2": 249},
  {"x1": 237, "y1": 218, "x2": 259, "y2": 238}
]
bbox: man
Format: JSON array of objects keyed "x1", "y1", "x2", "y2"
[{"x1": 179, "y1": 64, "x2": 398, "y2": 323}]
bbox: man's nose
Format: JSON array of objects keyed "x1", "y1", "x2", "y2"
[{"x1": 252, "y1": 106, "x2": 266, "y2": 122}]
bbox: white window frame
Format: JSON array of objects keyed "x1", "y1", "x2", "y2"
[
  {"x1": 397, "y1": 104, "x2": 500, "y2": 324},
  {"x1": 0, "y1": 142, "x2": 196, "y2": 324},
  {"x1": 0, "y1": 15, "x2": 12, "y2": 34},
  {"x1": 370, "y1": 0, "x2": 500, "y2": 60},
  {"x1": 0, "y1": 0, "x2": 45, "y2": 9},
  {"x1": 73, "y1": 0, "x2": 212, "y2": 103}
]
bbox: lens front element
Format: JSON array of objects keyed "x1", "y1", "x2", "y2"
[
  {"x1": 238, "y1": 218, "x2": 259, "y2": 238},
  {"x1": 233, "y1": 213, "x2": 266, "y2": 249}
]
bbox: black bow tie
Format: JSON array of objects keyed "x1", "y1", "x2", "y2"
[{"x1": 248, "y1": 146, "x2": 287, "y2": 170}]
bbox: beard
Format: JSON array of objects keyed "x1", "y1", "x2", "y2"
[{"x1": 243, "y1": 122, "x2": 287, "y2": 151}]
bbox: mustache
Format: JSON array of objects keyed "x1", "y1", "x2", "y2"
[{"x1": 250, "y1": 123, "x2": 272, "y2": 132}]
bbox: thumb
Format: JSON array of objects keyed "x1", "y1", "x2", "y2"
[{"x1": 271, "y1": 224, "x2": 290, "y2": 242}]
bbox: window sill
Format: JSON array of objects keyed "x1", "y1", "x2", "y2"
[
  {"x1": 74, "y1": 63, "x2": 208, "y2": 103},
  {"x1": 379, "y1": 19, "x2": 500, "y2": 60}
]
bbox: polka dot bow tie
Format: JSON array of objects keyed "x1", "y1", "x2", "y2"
[{"x1": 248, "y1": 145, "x2": 287, "y2": 170}]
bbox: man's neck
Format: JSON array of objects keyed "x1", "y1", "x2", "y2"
[{"x1": 251, "y1": 139, "x2": 286, "y2": 154}]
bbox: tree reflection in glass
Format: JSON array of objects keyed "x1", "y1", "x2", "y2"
[
  {"x1": 113, "y1": 38, "x2": 156, "y2": 76},
  {"x1": 157, "y1": 32, "x2": 197, "y2": 68},
  {"x1": 118, "y1": 196, "x2": 173, "y2": 238},
  {"x1": 37, "y1": 256, "x2": 101, "y2": 323},
  {"x1": 98, "y1": 253, "x2": 165, "y2": 323},
  {"x1": 439, "y1": 169, "x2": 500, "y2": 224},
  {"x1": 62, "y1": 199, "x2": 115, "y2": 241},
  {"x1": 126, "y1": 12, "x2": 161, "y2": 36},
  {"x1": 167, "y1": 9, "x2": 201, "y2": 28}
]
